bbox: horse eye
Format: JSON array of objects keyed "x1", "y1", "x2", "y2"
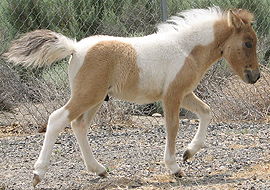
[{"x1": 245, "y1": 42, "x2": 252, "y2": 48}]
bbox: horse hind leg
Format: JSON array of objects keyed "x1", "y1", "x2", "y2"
[
  {"x1": 33, "y1": 91, "x2": 107, "y2": 186},
  {"x1": 33, "y1": 106, "x2": 71, "y2": 187},
  {"x1": 181, "y1": 92, "x2": 211, "y2": 161},
  {"x1": 71, "y1": 102, "x2": 108, "y2": 177}
]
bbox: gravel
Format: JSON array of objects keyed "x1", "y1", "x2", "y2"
[{"x1": 0, "y1": 120, "x2": 269, "y2": 189}]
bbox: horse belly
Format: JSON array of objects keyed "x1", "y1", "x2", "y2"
[{"x1": 108, "y1": 82, "x2": 163, "y2": 104}]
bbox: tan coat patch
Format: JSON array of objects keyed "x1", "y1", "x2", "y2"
[
  {"x1": 66, "y1": 40, "x2": 139, "y2": 121},
  {"x1": 163, "y1": 18, "x2": 249, "y2": 107}
]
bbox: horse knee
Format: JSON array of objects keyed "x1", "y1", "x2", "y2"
[{"x1": 199, "y1": 104, "x2": 211, "y2": 121}]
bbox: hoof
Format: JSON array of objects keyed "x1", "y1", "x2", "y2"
[
  {"x1": 183, "y1": 149, "x2": 192, "y2": 162},
  {"x1": 33, "y1": 174, "x2": 41, "y2": 187},
  {"x1": 98, "y1": 171, "x2": 109, "y2": 178},
  {"x1": 173, "y1": 170, "x2": 186, "y2": 178}
]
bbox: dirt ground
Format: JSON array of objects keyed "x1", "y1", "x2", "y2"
[{"x1": 0, "y1": 119, "x2": 269, "y2": 189}]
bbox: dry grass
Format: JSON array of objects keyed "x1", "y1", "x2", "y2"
[
  {"x1": 199, "y1": 66, "x2": 270, "y2": 122},
  {"x1": 232, "y1": 163, "x2": 270, "y2": 181}
]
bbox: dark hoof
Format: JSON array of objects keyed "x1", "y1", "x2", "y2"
[
  {"x1": 33, "y1": 174, "x2": 41, "y2": 187},
  {"x1": 98, "y1": 171, "x2": 109, "y2": 178},
  {"x1": 183, "y1": 149, "x2": 192, "y2": 162},
  {"x1": 173, "y1": 170, "x2": 186, "y2": 178}
]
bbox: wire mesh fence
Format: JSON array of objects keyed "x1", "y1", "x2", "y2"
[{"x1": 0, "y1": 0, "x2": 270, "y2": 132}]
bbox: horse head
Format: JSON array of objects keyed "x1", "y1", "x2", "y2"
[{"x1": 222, "y1": 9, "x2": 260, "y2": 84}]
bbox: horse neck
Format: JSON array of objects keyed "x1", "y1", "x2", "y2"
[{"x1": 189, "y1": 19, "x2": 233, "y2": 73}]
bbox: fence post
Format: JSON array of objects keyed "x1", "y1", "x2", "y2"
[{"x1": 161, "y1": 0, "x2": 168, "y2": 22}]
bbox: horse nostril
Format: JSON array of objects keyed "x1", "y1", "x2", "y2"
[{"x1": 244, "y1": 70, "x2": 260, "y2": 84}]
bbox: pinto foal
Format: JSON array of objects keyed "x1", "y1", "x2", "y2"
[{"x1": 5, "y1": 7, "x2": 260, "y2": 186}]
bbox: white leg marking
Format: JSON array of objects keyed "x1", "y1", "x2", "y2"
[
  {"x1": 164, "y1": 142, "x2": 181, "y2": 174},
  {"x1": 33, "y1": 107, "x2": 70, "y2": 183},
  {"x1": 182, "y1": 93, "x2": 211, "y2": 160},
  {"x1": 72, "y1": 103, "x2": 107, "y2": 176},
  {"x1": 186, "y1": 112, "x2": 211, "y2": 156}
]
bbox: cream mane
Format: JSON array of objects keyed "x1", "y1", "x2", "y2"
[{"x1": 157, "y1": 7, "x2": 223, "y2": 33}]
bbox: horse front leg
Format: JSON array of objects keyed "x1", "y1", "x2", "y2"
[
  {"x1": 162, "y1": 97, "x2": 185, "y2": 177},
  {"x1": 181, "y1": 92, "x2": 211, "y2": 161},
  {"x1": 33, "y1": 92, "x2": 107, "y2": 186}
]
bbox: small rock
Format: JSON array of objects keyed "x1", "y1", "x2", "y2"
[
  {"x1": 182, "y1": 119, "x2": 189, "y2": 123},
  {"x1": 206, "y1": 168, "x2": 212, "y2": 173},
  {"x1": 0, "y1": 183, "x2": 6, "y2": 190},
  {"x1": 220, "y1": 166, "x2": 226, "y2": 170},
  {"x1": 38, "y1": 124, "x2": 47, "y2": 133},
  {"x1": 55, "y1": 141, "x2": 61, "y2": 144},
  {"x1": 152, "y1": 113, "x2": 162, "y2": 117}
]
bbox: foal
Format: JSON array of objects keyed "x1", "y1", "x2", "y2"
[{"x1": 5, "y1": 7, "x2": 260, "y2": 186}]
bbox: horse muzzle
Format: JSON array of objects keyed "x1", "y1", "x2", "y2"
[{"x1": 243, "y1": 67, "x2": 260, "y2": 84}]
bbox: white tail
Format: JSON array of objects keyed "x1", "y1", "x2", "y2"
[{"x1": 4, "y1": 29, "x2": 76, "y2": 67}]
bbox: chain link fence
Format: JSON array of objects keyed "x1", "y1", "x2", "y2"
[{"x1": 0, "y1": 0, "x2": 270, "y2": 132}]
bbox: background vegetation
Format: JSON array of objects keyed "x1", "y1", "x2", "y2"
[
  {"x1": 0, "y1": 0, "x2": 270, "y2": 126},
  {"x1": 1, "y1": 0, "x2": 269, "y2": 42}
]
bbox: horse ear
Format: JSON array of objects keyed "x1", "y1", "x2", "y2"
[{"x1": 227, "y1": 10, "x2": 245, "y2": 29}]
